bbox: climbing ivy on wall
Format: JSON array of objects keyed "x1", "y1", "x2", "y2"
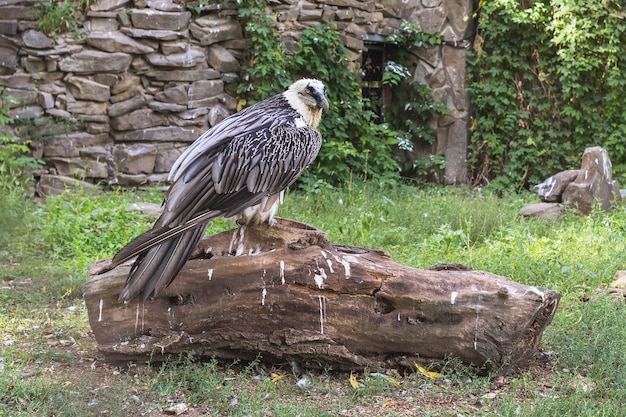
[{"x1": 469, "y1": 0, "x2": 626, "y2": 191}]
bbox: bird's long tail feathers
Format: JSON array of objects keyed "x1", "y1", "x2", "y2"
[
  {"x1": 112, "y1": 210, "x2": 220, "y2": 267},
  {"x1": 118, "y1": 223, "x2": 209, "y2": 302}
]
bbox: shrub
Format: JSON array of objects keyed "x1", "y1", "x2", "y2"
[{"x1": 469, "y1": 0, "x2": 626, "y2": 192}]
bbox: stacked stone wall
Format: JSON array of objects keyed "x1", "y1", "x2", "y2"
[{"x1": 0, "y1": 0, "x2": 472, "y2": 190}]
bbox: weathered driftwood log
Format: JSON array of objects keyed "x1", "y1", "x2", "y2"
[{"x1": 85, "y1": 218, "x2": 560, "y2": 371}]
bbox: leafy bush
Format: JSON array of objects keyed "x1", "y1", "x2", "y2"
[
  {"x1": 0, "y1": 88, "x2": 42, "y2": 187},
  {"x1": 469, "y1": 0, "x2": 626, "y2": 191},
  {"x1": 235, "y1": 1, "x2": 451, "y2": 186},
  {"x1": 34, "y1": 0, "x2": 93, "y2": 38}
]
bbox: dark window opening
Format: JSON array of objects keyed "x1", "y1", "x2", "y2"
[{"x1": 361, "y1": 39, "x2": 391, "y2": 123}]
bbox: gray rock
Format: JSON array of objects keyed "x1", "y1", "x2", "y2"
[
  {"x1": 110, "y1": 108, "x2": 165, "y2": 131},
  {"x1": 90, "y1": 0, "x2": 131, "y2": 12},
  {"x1": 518, "y1": 203, "x2": 562, "y2": 221},
  {"x1": 85, "y1": 31, "x2": 155, "y2": 54},
  {"x1": 154, "y1": 84, "x2": 188, "y2": 104},
  {"x1": 188, "y1": 79, "x2": 223, "y2": 101},
  {"x1": 0, "y1": 37, "x2": 19, "y2": 73},
  {"x1": 2, "y1": 87, "x2": 38, "y2": 107},
  {"x1": 108, "y1": 94, "x2": 146, "y2": 117},
  {"x1": 140, "y1": 0, "x2": 184, "y2": 12},
  {"x1": 114, "y1": 126, "x2": 199, "y2": 142},
  {"x1": 36, "y1": 174, "x2": 100, "y2": 197},
  {"x1": 22, "y1": 30, "x2": 55, "y2": 49},
  {"x1": 0, "y1": 20, "x2": 18, "y2": 36},
  {"x1": 66, "y1": 76, "x2": 111, "y2": 102},
  {"x1": 148, "y1": 101, "x2": 187, "y2": 112},
  {"x1": 111, "y1": 75, "x2": 141, "y2": 95},
  {"x1": 58, "y1": 50, "x2": 132, "y2": 74},
  {"x1": 120, "y1": 27, "x2": 188, "y2": 40},
  {"x1": 126, "y1": 202, "x2": 162, "y2": 217},
  {"x1": 533, "y1": 170, "x2": 580, "y2": 203},
  {"x1": 146, "y1": 68, "x2": 221, "y2": 82},
  {"x1": 66, "y1": 100, "x2": 108, "y2": 115},
  {"x1": 190, "y1": 17, "x2": 243, "y2": 45},
  {"x1": 207, "y1": 45, "x2": 240, "y2": 73},
  {"x1": 48, "y1": 156, "x2": 110, "y2": 178},
  {"x1": 562, "y1": 147, "x2": 622, "y2": 214},
  {"x1": 130, "y1": 9, "x2": 191, "y2": 31},
  {"x1": 208, "y1": 105, "x2": 230, "y2": 127},
  {"x1": 114, "y1": 143, "x2": 157, "y2": 174},
  {"x1": 145, "y1": 46, "x2": 205, "y2": 68}
]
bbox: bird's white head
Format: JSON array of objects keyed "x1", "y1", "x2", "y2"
[{"x1": 284, "y1": 78, "x2": 328, "y2": 128}]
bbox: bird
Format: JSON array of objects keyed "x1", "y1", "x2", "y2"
[{"x1": 112, "y1": 79, "x2": 328, "y2": 302}]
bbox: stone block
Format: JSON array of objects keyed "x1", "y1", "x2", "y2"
[
  {"x1": 111, "y1": 75, "x2": 141, "y2": 95},
  {"x1": 0, "y1": 50, "x2": 18, "y2": 74},
  {"x1": 108, "y1": 94, "x2": 146, "y2": 117},
  {"x1": 0, "y1": 20, "x2": 17, "y2": 36},
  {"x1": 22, "y1": 30, "x2": 55, "y2": 49},
  {"x1": 90, "y1": 0, "x2": 132, "y2": 12},
  {"x1": 145, "y1": 46, "x2": 205, "y2": 67},
  {"x1": 2, "y1": 87, "x2": 38, "y2": 107},
  {"x1": 121, "y1": 27, "x2": 188, "y2": 40},
  {"x1": 110, "y1": 108, "x2": 165, "y2": 131},
  {"x1": 562, "y1": 147, "x2": 622, "y2": 214},
  {"x1": 188, "y1": 79, "x2": 223, "y2": 101},
  {"x1": 190, "y1": 17, "x2": 243, "y2": 46},
  {"x1": 518, "y1": 203, "x2": 562, "y2": 221},
  {"x1": 114, "y1": 126, "x2": 199, "y2": 142},
  {"x1": 146, "y1": 68, "x2": 221, "y2": 82},
  {"x1": 154, "y1": 144, "x2": 183, "y2": 172},
  {"x1": 59, "y1": 51, "x2": 132, "y2": 74},
  {"x1": 36, "y1": 174, "x2": 100, "y2": 197},
  {"x1": 154, "y1": 84, "x2": 188, "y2": 105},
  {"x1": 534, "y1": 170, "x2": 580, "y2": 203},
  {"x1": 148, "y1": 101, "x2": 187, "y2": 112},
  {"x1": 114, "y1": 143, "x2": 158, "y2": 174},
  {"x1": 130, "y1": 9, "x2": 191, "y2": 31},
  {"x1": 86, "y1": 31, "x2": 155, "y2": 54},
  {"x1": 66, "y1": 100, "x2": 108, "y2": 116},
  {"x1": 207, "y1": 45, "x2": 240, "y2": 73},
  {"x1": 67, "y1": 76, "x2": 111, "y2": 102}
]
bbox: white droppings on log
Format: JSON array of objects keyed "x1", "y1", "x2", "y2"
[
  {"x1": 318, "y1": 295, "x2": 326, "y2": 334},
  {"x1": 332, "y1": 253, "x2": 352, "y2": 279},
  {"x1": 228, "y1": 226, "x2": 247, "y2": 255},
  {"x1": 98, "y1": 298, "x2": 103, "y2": 322},
  {"x1": 279, "y1": 260, "x2": 285, "y2": 285},
  {"x1": 261, "y1": 288, "x2": 267, "y2": 306},
  {"x1": 314, "y1": 269, "x2": 326, "y2": 289},
  {"x1": 207, "y1": 268, "x2": 213, "y2": 280},
  {"x1": 473, "y1": 311, "x2": 480, "y2": 351},
  {"x1": 314, "y1": 258, "x2": 327, "y2": 289},
  {"x1": 524, "y1": 286, "x2": 545, "y2": 301},
  {"x1": 450, "y1": 291, "x2": 458, "y2": 305},
  {"x1": 134, "y1": 302, "x2": 140, "y2": 334},
  {"x1": 397, "y1": 312, "x2": 401, "y2": 321},
  {"x1": 326, "y1": 259, "x2": 334, "y2": 274}
]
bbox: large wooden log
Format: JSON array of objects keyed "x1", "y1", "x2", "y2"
[{"x1": 85, "y1": 218, "x2": 560, "y2": 371}]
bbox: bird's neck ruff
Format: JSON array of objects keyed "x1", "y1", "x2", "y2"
[{"x1": 283, "y1": 90, "x2": 323, "y2": 129}]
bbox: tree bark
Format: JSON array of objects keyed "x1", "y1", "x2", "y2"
[{"x1": 85, "y1": 218, "x2": 560, "y2": 371}]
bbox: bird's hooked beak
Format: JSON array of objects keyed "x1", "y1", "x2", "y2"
[{"x1": 317, "y1": 95, "x2": 329, "y2": 111}]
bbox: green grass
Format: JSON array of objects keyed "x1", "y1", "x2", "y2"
[{"x1": 2, "y1": 179, "x2": 626, "y2": 416}]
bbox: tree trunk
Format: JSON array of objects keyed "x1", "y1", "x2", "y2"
[{"x1": 84, "y1": 218, "x2": 560, "y2": 371}]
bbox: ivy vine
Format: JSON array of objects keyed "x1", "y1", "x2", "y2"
[{"x1": 469, "y1": 0, "x2": 626, "y2": 191}]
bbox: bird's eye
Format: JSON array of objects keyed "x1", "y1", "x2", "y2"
[{"x1": 305, "y1": 88, "x2": 311, "y2": 95}]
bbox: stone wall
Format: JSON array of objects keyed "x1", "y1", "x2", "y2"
[{"x1": 0, "y1": 0, "x2": 472, "y2": 190}]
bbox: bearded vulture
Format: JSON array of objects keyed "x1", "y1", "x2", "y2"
[{"x1": 112, "y1": 79, "x2": 328, "y2": 301}]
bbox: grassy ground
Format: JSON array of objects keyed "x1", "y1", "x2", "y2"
[{"x1": 1, "y1": 180, "x2": 625, "y2": 416}]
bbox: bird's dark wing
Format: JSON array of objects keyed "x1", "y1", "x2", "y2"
[
  {"x1": 113, "y1": 121, "x2": 322, "y2": 301},
  {"x1": 169, "y1": 94, "x2": 300, "y2": 183}
]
